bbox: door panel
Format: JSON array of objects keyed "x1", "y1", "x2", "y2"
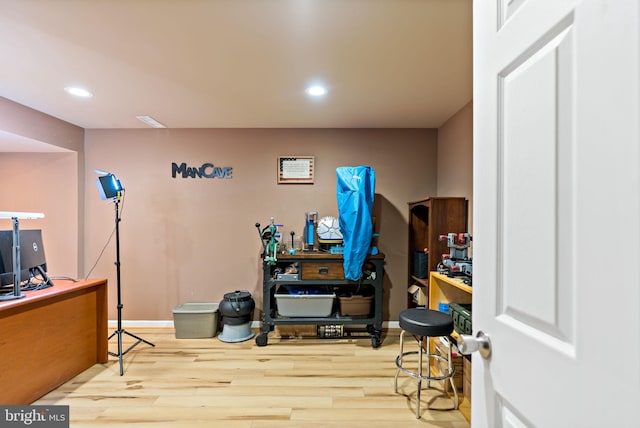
[
  {"x1": 498, "y1": 19, "x2": 575, "y2": 343},
  {"x1": 473, "y1": 0, "x2": 640, "y2": 426}
]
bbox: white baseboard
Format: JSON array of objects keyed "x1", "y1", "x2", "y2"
[
  {"x1": 108, "y1": 320, "x2": 174, "y2": 328},
  {"x1": 109, "y1": 320, "x2": 401, "y2": 329}
]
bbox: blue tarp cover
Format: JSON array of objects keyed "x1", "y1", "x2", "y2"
[{"x1": 336, "y1": 166, "x2": 375, "y2": 281}]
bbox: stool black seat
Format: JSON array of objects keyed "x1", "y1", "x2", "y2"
[
  {"x1": 394, "y1": 307, "x2": 459, "y2": 418},
  {"x1": 399, "y1": 308, "x2": 454, "y2": 337}
]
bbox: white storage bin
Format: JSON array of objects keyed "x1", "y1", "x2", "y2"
[
  {"x1": 172, "y1": 302, "x2": 219, "y2": 338},
  {"x1": 275, "y1": 292, "x2": 335, "y2": 317}
]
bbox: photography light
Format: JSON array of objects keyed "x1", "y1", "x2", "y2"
[
  {"x1": 92, "y1": 169, "x2": 153, "y2": 374},
  {"x1": 96, "y1": 173, "x2": 123, "y2": 200}
]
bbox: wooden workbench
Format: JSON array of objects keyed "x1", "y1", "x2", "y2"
[{"x1": 0, "y1": 278, "x2": 108, "y2": 404}]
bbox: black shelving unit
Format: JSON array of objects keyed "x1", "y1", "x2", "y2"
[{"x1": 255, "y1": 253, "x2": 385, "y2": 348}]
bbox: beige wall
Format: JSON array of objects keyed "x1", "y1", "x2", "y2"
[
  {"x1": 1, "y1": 96, "x2": 475, "y2": 323},
  {"x1": 437, "y1": 100, "x2": 473, "y2": 234},
  {"x1": 0, "y1": 97, "x2": 84, "y2": 153},
  {"x1": 0, "y1": 153, "x2": 80, "y2": 280},
  {"x1": 0, "y1": 97, "x2": 84, "y2": 277},
  {"x1": 84, "y1": 128, "x2": 438, "y2": 321}
]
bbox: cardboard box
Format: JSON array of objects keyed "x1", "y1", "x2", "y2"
[
  {"x1": 338, "y1": 294, "x2": 373, "y2": 316},
  {"x1": 275, "y1": 324, "x2": 317, "y2": 338},
  {"x1": 434, "y1": 338, "x2": 463, "y2": 391},
  {"x1": 172, "y1": 302, "x2": 219, "y2": 339},
  {"x1": 408, "y1": 284, "x2": 427, "y2": 306}
]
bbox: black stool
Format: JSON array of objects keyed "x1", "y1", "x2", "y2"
[{"x1": 394, "y1": 307, "x2": 459, "y2": 418}]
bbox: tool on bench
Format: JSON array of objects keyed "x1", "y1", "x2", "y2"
[
  {"x1": 304, "y1": 212, "x2": 318, "y2": 251},
  {"x1": 437, "y1": 232, "x2": 473, "y2": 284},
  {"x1": 255, "y1": 217, "x2": 279, "y2": 265},
  {"x1": 289, "y1": 231, "x2": 296, "y2": 255}
]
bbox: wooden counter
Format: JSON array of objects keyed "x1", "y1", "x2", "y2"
[
  {"x1": 0, "y1": 278, "x2": 108, "y2": 404},
  {"x1": 428, "y1": 272, "x2": 472, "y2": 309},
  {"x1": 429, "y1": 271, "x2": 472, "y2": 423}
]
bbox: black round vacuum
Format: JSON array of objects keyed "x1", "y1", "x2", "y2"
[{"x1": 218, "y1": 290, "x2": 255, "y2": 343}]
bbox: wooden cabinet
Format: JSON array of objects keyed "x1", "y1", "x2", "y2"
[{"x1": 407, "y1": 197, "x2": 467, "y2": 307}]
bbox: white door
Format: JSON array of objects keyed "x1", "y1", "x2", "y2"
[{"x1": 473, "y1": 0, "x2": 639, "y2": 427}]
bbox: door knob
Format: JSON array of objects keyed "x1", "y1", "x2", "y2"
[{"x1": 458, "y1": 330, "x2": 492, "y2": 359}]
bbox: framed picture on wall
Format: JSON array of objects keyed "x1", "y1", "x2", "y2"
[{"x1": 277, "y1": 156, "x2": 314, "y2": 184}]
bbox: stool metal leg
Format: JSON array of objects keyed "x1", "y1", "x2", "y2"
[
  {"x1": 395, "y1": 330, "x2": 459, "y2": 418},
  {"x1": 425, "y1": 335, "x2": 432, "y2": 389},
  {"x1": 416, "y1": 335, "x2": 424, "y2": 418},
  {"x1": 447, "y1": 336, "x2": 459, "y2": 410},
  {"x1": 394, "y1": 329, "x2": 405, "y2": 393}
]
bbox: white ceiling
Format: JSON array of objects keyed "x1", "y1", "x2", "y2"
[{"x1": 0, "y1": 0, "x2": 472, "y2": 131}]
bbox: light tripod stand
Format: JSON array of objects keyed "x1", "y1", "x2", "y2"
[{"x1": 107, "y1": 192, "x2": 154, "y2": 376}]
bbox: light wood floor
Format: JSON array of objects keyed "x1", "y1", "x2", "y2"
[{"x1": 34, "y1": 327, "x2": 470, "y2": 427}]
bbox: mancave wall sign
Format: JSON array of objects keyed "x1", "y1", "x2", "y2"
[{"x1": 171, "y1": 162, "x2": 233, "y2": 179}]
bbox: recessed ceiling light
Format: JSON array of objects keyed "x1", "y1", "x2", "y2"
[
  {"x1": 305, "y1": 85, "x2": 327, "y2": 96},
  {"x1": 64, "y1": 86, "x2": 93, "y2": 98},
  {"x1": 136, "y1": 115, "x2": 167, "y2": 128}
]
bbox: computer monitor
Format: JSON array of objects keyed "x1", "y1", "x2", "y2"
[{"x1": 0, "y1": 229, "x2": 53, "y2": 288}]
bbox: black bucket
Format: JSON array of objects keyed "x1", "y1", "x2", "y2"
[{"x1": 218, "y1": 290, "x2": 255, "y2": 343}]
